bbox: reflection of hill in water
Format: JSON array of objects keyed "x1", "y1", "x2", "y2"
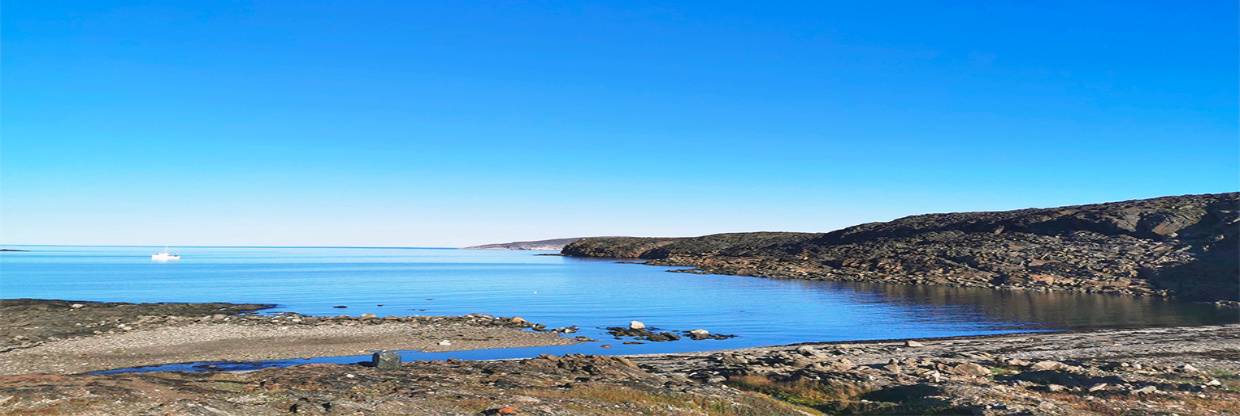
[{"x1": 818, "y1": 281, "x2": 1238, "y2": 330}]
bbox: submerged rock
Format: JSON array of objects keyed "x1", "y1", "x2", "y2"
[
  {"x1": 551, "y1": 326, "x2": 578, "y2": 334},
  {"x1": 686, "y1": 329, "x2": 735, "y2": 341}
]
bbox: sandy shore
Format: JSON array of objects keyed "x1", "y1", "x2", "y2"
[{"x1": 0, "y1": 299, "x2": 576, "y2": 375}]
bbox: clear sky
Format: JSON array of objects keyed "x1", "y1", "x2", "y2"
[{"x1": 2, "y1": 1, "x2": 1237, "y2": 247}]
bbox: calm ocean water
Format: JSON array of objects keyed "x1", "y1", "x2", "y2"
[{"x1": 1, "y1": 246, "x2": 1234, "y2": 370}]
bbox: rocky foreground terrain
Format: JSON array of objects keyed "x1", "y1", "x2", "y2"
[
  {"x1": 1, "y1": 324, "x2": 1236, "y2": 415},
  {"x1": 564, "y1": 193, "x2": 1240, "y2": 300}
]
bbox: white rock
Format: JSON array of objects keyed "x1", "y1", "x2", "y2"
[
  {"x1": 70, "y1": 303, "x2": 85, "y2": 309},
  {"x1": 629, "y1": 321, "x2": 646, "y2": 330},
  {"x1": 904, "y1": 340, "x2": 925, "y2": 347},
  {"x1": 438, "y1": 340, "x2": 452, "y2": 346}
]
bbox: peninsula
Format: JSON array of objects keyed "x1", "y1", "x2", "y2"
[{"x1": 563, "y1": 193, "x2": 1239, "y2": 300}]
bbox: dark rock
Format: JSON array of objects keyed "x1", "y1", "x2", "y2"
[
  {"x1": 646, "y1": 332, "x2": 680, "y2": 342},
  {"x1": 607, "y1": 327, "x2": 682, "y2": 342},
  {"x1": 371, "y1": 350, "x2": 401, "y2": 370},
  {"x1": 862, "y1": 383, "x2": 945, "y2": 402}
]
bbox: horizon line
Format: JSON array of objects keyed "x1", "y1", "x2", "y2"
[{"x1": 0, "y1": 244, "x2": 467, "y2": 250}]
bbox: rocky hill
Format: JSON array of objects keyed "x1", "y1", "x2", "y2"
[
  {"x1": 563, "y1": 193, "x2": 1240, "y2": 300},
  {"x1": 465, "y1": 238, "x2": 584, "y2": 251}
]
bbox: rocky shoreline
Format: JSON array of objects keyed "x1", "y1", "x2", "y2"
[
  {"x1": 1, "y1": 320, "x2": 1236, "y2": 415},
  {"x1": 563, "y1": 193, "x2": 1240, "y2": 300}
]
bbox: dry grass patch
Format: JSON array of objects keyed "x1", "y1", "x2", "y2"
[{"x1": 726, "y1": 375, "x2": 865, "y2": 411}]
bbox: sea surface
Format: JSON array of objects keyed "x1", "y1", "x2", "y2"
[{"x1": 1, "y1": 246, "x2": 1235, "y2": 371}]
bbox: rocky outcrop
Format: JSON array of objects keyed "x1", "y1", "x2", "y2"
[{"x1": 563, "y1": 193, "x2": 1240, "y2": 300}]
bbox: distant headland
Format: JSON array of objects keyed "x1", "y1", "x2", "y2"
[{"x1": 464, "y1": 237, "x2": 585, "y2": 251}]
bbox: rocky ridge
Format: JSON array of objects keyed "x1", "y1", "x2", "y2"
[{"x1": 563, "y1": 193, "x2": 1240, "y2": 300}]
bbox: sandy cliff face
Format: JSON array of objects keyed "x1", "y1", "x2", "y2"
[{"x1": 563, "y1": 193, "x2": 1240, "y2": 300}]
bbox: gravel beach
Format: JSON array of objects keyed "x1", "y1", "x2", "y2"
[{"x1": 0, "y1": 299, "x2": 576, "y2": 375}]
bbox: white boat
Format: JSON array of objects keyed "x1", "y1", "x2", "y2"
[{"x1": 151, "y1": 247, "x2": 181, "y2": 262}]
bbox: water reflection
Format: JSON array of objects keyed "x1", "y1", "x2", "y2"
[{"x1": 817, "y1": 281, "x2": 1238, "y2": 329}]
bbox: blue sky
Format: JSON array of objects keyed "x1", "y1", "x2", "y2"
[{"x1": 2, "y1": 1, "x2": 1237, "y2": 247}]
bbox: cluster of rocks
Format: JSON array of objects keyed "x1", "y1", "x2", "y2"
[
  {"x1": 606, "y1": 321, "x2": 734, "y2": 343},
  {"x1": 564, "y1": 193, "x2": 1240, "y2": 300},
  {"x1": 636, "y1": 325, "x2": 1240, "y2": 415},
  {"x1": 507, "y1": 317, "x2": 580, "y2": 335}
]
